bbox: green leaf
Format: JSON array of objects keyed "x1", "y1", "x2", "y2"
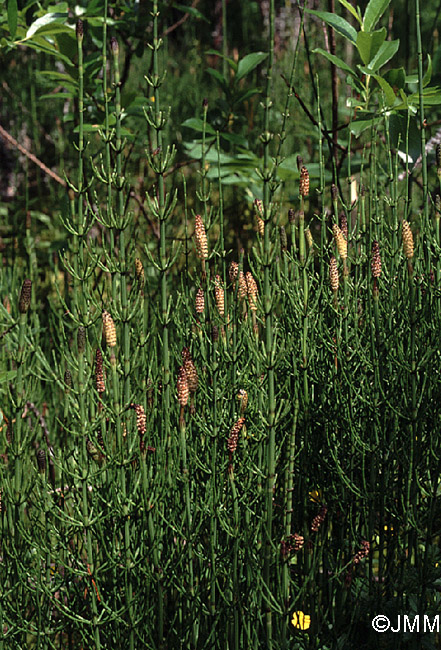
[
  {"x1": 372, "y1": 74, "x2": 396, "y2": 106},
  {"x1": 205, "y1": 67, "x2": 228, "y2": 92},
  {"x1": 121, "y1": 91, "x2": 137, "y2": 110},
  {"x1": 423, "y1": 54, "x2": 432, "y2": 88},
  {"x1": 82, "y1": 16, "x2": 116, "y2": 29},
  {"x1": 383, "y1": 67, "x2": 406, "y2": 89},
  {"x1": 337, "y1": 0, "x2": 363, "y2": 26},
  {"x1": 73, "y1": 123, "x2": 102, "y2": 133},
  {"x1": 7, "y1": 0, "x2": 18, "y2": 40},
  {"x1": 82, "y1": 0, "x2": 103, "y2": 14},
  {"x1": 362, "y1": 0, "x2": 390, "y2": 32},
  {"x1": 398, "y1": 88, "x2": 409, "y2": 108},
  {"x1": 277, "y1": 160, "x2": 331, "y2": 183},
  {"x1": 366, "y1": 39, "x2": 399, "y2": 72},
  {"x1": 408, "y1": 86, "x2": 441, "y2": 105},
  {"x1": 306, "y1": 9, "x2": 357, "y2": 44},
  {"x1": 236, "y1": 52, "x2": 268, "y2": 81},
  {"x1": 205, "y1": 49, "x2": 238, "y2": 73},
  {"x1": 350, "y1": 117, "x2": 380, "y2": 137},
  {"x1": 38, "y1": 92, "x2": 73, "y2": 101},
  {"x1": 312, "y1": 48, "x2": 358, "y2": 77},
  {"x1": 356, "y1": 28, "x2": 386, "y2": 65},
  {"x1": 182, "y1": 118, "x2": 216, "y2": 135},
  {"x1": 405, "y1": 73, "x2": 418, "y2": 84},
  {"x1": 55, "y1": 31, "x2": 77, "y2": 60},
  {"x1": 72, "y1": 123, "x2": 134, "y2": 137},
  {"x1": 37, "y1": 70, "x2": 77, "y2": 84},
  {"x1": 220, "y1": 133, "x2": 249, "y2": 147},
  {"x1": 389, "y1": 113, "x2": 421, "y2": 164},
  {"x1": 172, "y1": 3, "x2": 209, "y2": 23},
  {"x1": 16, "y1": 35, "x2": 73, "y2": 65},
  {"x1": 24, "y1": 13, "x2": 73, "y2": 41},
  {"x1": 233, "y1": 87, "x2": 262, "y2": 104}
]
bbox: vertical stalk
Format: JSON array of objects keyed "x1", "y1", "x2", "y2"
[
  {"x1": 317, "y1": 76, "x2": 326, "y2": 279},
  {"x1": 415, "y1": 0, "x2": 428, "y2": 221},
  {"x1": 78, "y1": 330, "x2": 101, "y2": 649},
  {"x1": 209, "y1": 334, "x2": 219, "y2": 649},
  {"x1": 179, "y1": 410, "x2": 196, "y2": 648},
  {"x1": 228, "y1": 463, "x2": 240, "y2": 650},
  {"x1": 262, "y1": 0, "x2": 275, "y2": 645},
  {"x1": 72, "y1": 21, "x2": 86, "y2": 318},
  {"x1": 152, "y1": 0, "x2": 170, "y2": 454},
  {"x1": 111, "y1": 38, "x2": 134, "y2": 650},
  {"x1": 143, "y1": 0, "x2": 175, "y2": 641},
  {"x1": 300, "y1": 192, "x2": 309, "y2": 416},
  {"x1": 282, "y1": 396, "x2": 299, "y2": 640},
  {"x1": 222, "y1": 0, "x2": 228, "y2": 81}
]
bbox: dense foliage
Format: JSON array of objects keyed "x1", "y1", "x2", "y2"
[{"x1": 2, "y1": 1, "x2": 441, "y2": 648}]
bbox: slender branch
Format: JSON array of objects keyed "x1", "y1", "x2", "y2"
[
  {"x1": 281, "y1": 76, "x2": 347, "y2": 153},
  {"x1": 162, "y1": 0, "x2": 200, "y2": 37},
  {"x1": 328, "y1": 0, "x2": 339, "y2": 172},
  {"x1": 0, "y1": 124, "x2": 66, "y2": 187}
]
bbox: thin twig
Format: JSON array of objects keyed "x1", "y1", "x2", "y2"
[
  {"x1": 327, "y1": 0, "x2": 339, "y2": 172},
  {"x1": 0, "y1": 124, "x2": 66, "y2": 187},
  {"x1": 280, "y1": 76, "x2": 347, "y2": 153},
  {"x1": 162, "y1": 0, "x2": 200, "y2": 37}
]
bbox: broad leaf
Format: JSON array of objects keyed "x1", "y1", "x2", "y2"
[
  {"x1": 206, "y1": 67, "x2": 228, "y2": 92},
  {"x1": 362, "y1": 0, "x2": 390, "y2": 32},
  {"x1": 372, "y1": 74, "x2": 396, "y2": 106},
  {"x1": 182, "y1": 118, "x2": 216, "y2": 135},
  {"x1": 408, "y1": 86, "x2": 441, "y2": 105},
  {"x1": 37, "y1": 70, "x2": 77, "y2": 84},
  {"x1": 312, "y1": 48, "x2": 358, "y2": 77},
  {"x1": 236, "y1": 52, "x2": 268, "y2": 82},
  {"x1": 220, "y1": 133, "x2": 249, "y2": 147},
  {"x1": 350, "y1": 117, "x2": 380, "y2": 137},
  {"x1": 234, "y1": 87, "x2": 262, "y2": 104},
  {"x1": 383, "y1": 67, "x2": 406, "y2": 90},
  {"x1": 423, "y1": 54, "x2": 432, "y2": 88},
  {"x1": 17, "y1": 35, "x2": 74, "y2": 65},
  {"x1": 337, "y1": 0, "x2": 362, "y2": 26},
  {"x1": 73, "y1": 123, "x2": 134, "y2": 137},
  {"x1": 398, "y1": 88, "x2": 409, "y2": 109},
  {"x1": 172, "y1": 3, "x2": 209, "y2": 23},
  {"x1": 278, "y1": 159, "x2": 330, "y2": 183},
  {"x1": 82, "y1": 0, "x2": 103, "y2": 15},
  {"x1": 366, "y1": 39, "x2": 399, "y2": 73},
  {"x1": 83, "y1": 17, "x2": 116, "y2": 27},
  {"x1": 205, "y1": 49, "x2": 238, "y2": 73},
  {"x1": 24, "y1": 12, "x2": 73, "y2": 41},
  {"x1": 389, "y1": 113, "x2": 421, "y2": 164},
  {"x1": 55, "y1": 32, "x2": 77, "y2": 61},
  {"x1": 306, "y1": 9, "x2": 357, "y2": 44},
  {"x1": 356, "y1": 28, "x2": 386, "y2": 65},
  {"x1": 7, "y1": 0, "x2": 18, "y2": 40},
  {"x1": 183, "y1": 142, "x2": 230, "y2": 163},
  {"x1": 38, "y1": 92, "x2": 73, "y2": 101}
]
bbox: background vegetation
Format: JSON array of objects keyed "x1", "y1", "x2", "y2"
[{"x1": 2, "y1": 0, "x2": 441, "y2": 648}]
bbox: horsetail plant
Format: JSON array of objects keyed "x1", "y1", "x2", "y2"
[{"x1": 4, "y1": 0, "x2": 441, "y2": 647}]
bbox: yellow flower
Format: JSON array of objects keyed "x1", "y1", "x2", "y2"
[
  {"x1": 383, "y1": 525, "x2": 394, "y2": 533},
  {"x1": 309, "y1": 489, "x2": 322, "y2": 503},
  {"x1": 291, "y1": 611, "x2": 311, "y2": 630}
]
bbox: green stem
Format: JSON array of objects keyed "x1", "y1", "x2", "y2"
[
  {"x1": 262, "y1": 1, "x2": 275, "y2": 645},
  {"x1": 415, "y1": 0, "x2": 428, "y2": 221}
]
